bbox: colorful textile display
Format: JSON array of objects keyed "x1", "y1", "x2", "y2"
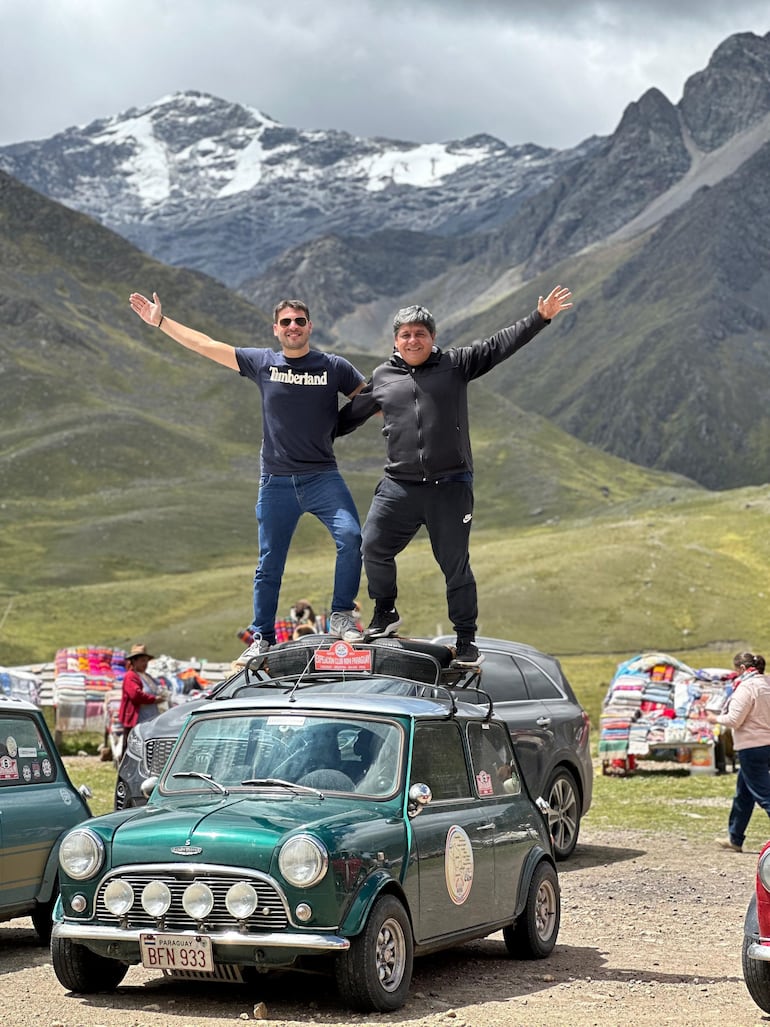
[{"x1": 599, "y1": 652, "x2": 735, "y2": 768}]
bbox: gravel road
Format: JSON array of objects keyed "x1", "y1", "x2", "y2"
[{"x1": 2, "y1": 826, "x2": 765, "y2": 1027}]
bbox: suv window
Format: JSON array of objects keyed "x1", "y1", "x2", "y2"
[
  {"x1": 477, "y1": 653, "x2": 529, "y2": 703},
  {"x1": 513, "y1": 656, "x2": 564, "y2": 700},
  {"x1": 410, "y1": 722, "x2": 471, "y2": 801}
]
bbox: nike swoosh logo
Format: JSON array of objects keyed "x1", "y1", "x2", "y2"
[{"x1": 463, "y1": 514, "x2": 472, "y2": 523}]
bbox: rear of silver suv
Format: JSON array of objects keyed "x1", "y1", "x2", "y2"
[{"x1": 434, "y1": 635, "x2": 592, "y2": 859}]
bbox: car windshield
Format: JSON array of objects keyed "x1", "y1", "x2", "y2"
[{"x1": 161, "y1": 711, "x2": 404, "y2": 799}]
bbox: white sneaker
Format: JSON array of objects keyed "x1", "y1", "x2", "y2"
[
  {"x1": 234, "y1": 637, "x2": 271, "y2": 666},
  {"x1": 329, "y1": 611, "x2": 364, "y2": 642}
]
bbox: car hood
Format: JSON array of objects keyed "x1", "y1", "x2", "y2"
[{"x1": 107, "y1": 795, "x2": 392, "y2": 870}]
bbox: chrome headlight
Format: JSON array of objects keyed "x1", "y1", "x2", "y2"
[
  {"x1": 103, "y1": 878, "x2": 135, "y2": 916},
  {"x1": 183, "y1": 882, "x2": 214, "y2": 920},
  {"x1": 278, "y1": 834, "x2": 328, "y2": 888},
  {"x1": 141, "y1": 880, "x2": 172, "y2": 917},
  {"x1": 225, "y1": 882, "x2": 259, "y2": 919},
  {"x1": 59, "y1": 829, "x2": 105, "y2": 880},
  {"x1": 759, "y1": 849, "x2": 770, "y2": 892}
]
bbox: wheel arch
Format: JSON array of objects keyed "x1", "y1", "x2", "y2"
[
  {"x1": 339, "y1": 870, "x2": 412, "y2": 937},
  {"x1": 514, "y1": 848, "x2": 558, "y2": 920}
]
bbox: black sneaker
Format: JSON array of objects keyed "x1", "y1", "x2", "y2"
[
  {"x1": 366, "y1": 606, "x2": 402, "y2": 638},
  {"x1": 452, "y1": 641, "x2": 484, "y2": 667}
]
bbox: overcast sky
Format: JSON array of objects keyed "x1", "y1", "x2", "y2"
[{"x1": 1, "y1": 0, "x2": 768, "y2": 150}]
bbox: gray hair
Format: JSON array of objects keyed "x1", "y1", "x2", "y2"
[{"x1": 392, "y1": 304, "x2": 436, "y2": 336}]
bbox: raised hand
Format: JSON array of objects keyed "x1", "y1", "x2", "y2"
[
  {"x1": 129, "y1": 291, "x2": 163, "y2": 326},
  {"x1": 538, "y1": 285, "x2": 573, "y2": 320}
]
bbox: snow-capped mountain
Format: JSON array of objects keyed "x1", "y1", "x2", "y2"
[{"x1": 0, "y1": 91, "x2": 599, "y2": 287}]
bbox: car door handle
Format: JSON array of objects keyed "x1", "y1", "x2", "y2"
[
  {"x1": 536, "y1": 717, "x2": 552, "y2": 727},
  {"x1": 477, "y1": 822, "x2": 495, "y2": 831}
]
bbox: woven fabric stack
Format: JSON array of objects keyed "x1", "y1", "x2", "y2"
[
  {"x1": 53, "y1": 645, "x2": 128, "y2": 732},
  {"x1": 599, "y1": 652, "x2": 735, "y2": 772}
]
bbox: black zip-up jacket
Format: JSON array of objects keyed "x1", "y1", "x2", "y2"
[{"x1": 337, "y1": 309, "x2": 549, "y2": 482}]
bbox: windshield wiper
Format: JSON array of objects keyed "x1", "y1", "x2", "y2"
[
  {"x1": 240, "y1": 777, "x2": 322, "y2": 796},
  {"x1": 171, "y1": 771, "x2": 229, "y2": 795}
]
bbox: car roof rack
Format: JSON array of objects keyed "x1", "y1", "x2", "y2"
[
  {"x1": 235, "y1": 635, "x2": 495, "y2": 716},
  {"x1": 251, "y1": 634, "x2": 450, "y2": 687}
]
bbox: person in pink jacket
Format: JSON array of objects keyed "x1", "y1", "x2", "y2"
[{"x1": 707, "y1": 651, "x2": 770, "y2": 852}]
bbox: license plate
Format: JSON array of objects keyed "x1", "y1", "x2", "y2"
[{"x1": 139, "y1": 932, "x2": 214, "y2": 972}]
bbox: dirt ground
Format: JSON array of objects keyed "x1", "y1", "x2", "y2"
[{"x1": 2, "y1": 824, "x2": 768, "y2": 1027}]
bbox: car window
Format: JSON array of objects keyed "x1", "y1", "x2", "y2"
[
  {"x1": 477, "y1": 653, "x2": 529, "y2": 703},
  {"x1": 513, "y1": 656, "x2": 564, "y2": 700},
  {"x1": 0, "y1": 714, "x2": 58, "y2": 787},
  {"x1": 162, "y1": 712, "x2": 402, "y2": 797},
  {"x1": 467, "y1": 721, "x2": 521, "y2": 797},
  {"x1": 410, "y1": 722, "x2": 471, "y2": 801}
]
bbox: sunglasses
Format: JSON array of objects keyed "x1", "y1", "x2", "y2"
[{"x1": 277, "y1": 316, "x2": 308, "y2": 327}]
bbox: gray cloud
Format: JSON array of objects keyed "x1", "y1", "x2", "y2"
[{"x1": 0, "y1": 0, "x2": 767, "y2": 149}]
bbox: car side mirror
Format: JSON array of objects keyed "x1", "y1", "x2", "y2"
[
  {"x1": 407, "y1": 782, "x2": 432, "y2": 819},
  {"x1": 141, "y1": 776, "x2": 159, "y2": 798},
  {"x1": 78, "y1": 784, "x2": 93, "y2": 800}
]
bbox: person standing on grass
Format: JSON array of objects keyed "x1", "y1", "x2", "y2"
[
  {"x1": 706, "y1": 651, "x2": 770, "y2": 852},
  {"x1": 336, "y1": 285, "x2": 572, "y2": 667},
  {"x1": 128, "y1": 291, "x2": 366, "y2": 652},
  {"x1": 118, "y1": 644, "x2": 164, "y2": 746}
]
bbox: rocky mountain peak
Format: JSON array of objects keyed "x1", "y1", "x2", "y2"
[{"x1": 680, "y1": 30, "x2": 770, "y2": 150}]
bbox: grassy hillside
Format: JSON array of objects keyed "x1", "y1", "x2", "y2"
[{"x1": 4, "y1": 481, "x2": 766, "y2": 673}]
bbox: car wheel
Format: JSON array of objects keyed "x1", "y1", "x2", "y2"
[
  {"x1": 113, "y1": 778, "x2": 134, "y2": 810},
  {"x1": 30, "y1": 892, "x2": 57, "y2": 945},
  {"x1": 546, "y1": 768, "x2": 580, "y2": 860},
  {"x1": 51, "y1": 936, "x2": 128, "y2": 993},
  {"x1": 335, "y1": 894, "x2": 413, "y2": 1012},
  {"x1": 742, "y1": 934, "x2": 770, "y2": 1012},
  {"x1": 503, "y1": 860, "x2": 560, "y2": 959}
]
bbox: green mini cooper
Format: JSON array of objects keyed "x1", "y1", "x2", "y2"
[
  {"x1": 0, "y1": 695, "x2": 91, "y2": 942},
  {"x1": 51, "y1": 640, "x2": 560, "y2": 1012}
]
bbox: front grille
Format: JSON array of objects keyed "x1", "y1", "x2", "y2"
[
  {"x1": 96, "y1": 868, "x2": 289, "y2": 932},
  {"x1": 145, "y1": 737, "x2": 176, "y2": 775}
]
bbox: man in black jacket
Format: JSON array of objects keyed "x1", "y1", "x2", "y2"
[{"x1": 337, "y1": 285, "x2": 572, "y2": 666}]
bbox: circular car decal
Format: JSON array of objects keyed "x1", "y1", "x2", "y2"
[
  {"x1": 6, "y1": 736, "x2": 17, "y2": 758},
  {"x1": 444, "y1": 825, "x2": 474, "y2": 905},
  {"x1": 59, "y1": 787, "x2": 73, "y2": 805}
]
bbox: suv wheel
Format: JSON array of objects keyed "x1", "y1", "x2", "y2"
[{"x1": 546, "y1": 768, "x2": 580, "y2": 860}]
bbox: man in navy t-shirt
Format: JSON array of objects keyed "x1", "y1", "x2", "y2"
[{"x1": 128, "y1": 291, "x2": 366, "y2": 650}]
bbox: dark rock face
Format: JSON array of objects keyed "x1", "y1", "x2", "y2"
[{"x1": 680, "y1": 31, "x2": 770, "y2": 150}]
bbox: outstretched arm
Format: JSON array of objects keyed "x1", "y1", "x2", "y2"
[
  {"x1": 129, "y1": 291, "x2": 239, "y2": 370},
  {"x1": 538, "y1": 285, "x2": 572, "y2": 321}
]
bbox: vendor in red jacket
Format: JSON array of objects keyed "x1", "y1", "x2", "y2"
[{"x1": 118, "y1": 643, "x2": 161, "y2": 740}]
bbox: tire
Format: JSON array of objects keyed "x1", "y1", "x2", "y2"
[
  {"x1": 51, "y1": 936, "x2": 128, "y2": 993},
  {"x1": 30, "y1": 892, "x2": 57, "y2": 945},
  {"x1": 503, "y1": 860, "x2": 560, "y2": 959},
  {"x1": 113, "y1": 777, "x2": 134, "y2": 810},
  {"x1": 335, "y1": 894, "x2": 413, "y2": 1012},
  {"x1": 742, "y1": 934, "x2": 770, "y2": 1013},
  {"x1": 546, "y1": 768, "x2": 580, "y2": 860}
]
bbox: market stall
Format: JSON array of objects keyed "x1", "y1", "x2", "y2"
[{"x1": 599, "y1": 652, "x2": 736, "y2": 775}]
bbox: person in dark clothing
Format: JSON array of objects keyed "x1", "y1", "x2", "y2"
[{"x1": 337, "y1": 285, "x2": 573, "y2": 666}]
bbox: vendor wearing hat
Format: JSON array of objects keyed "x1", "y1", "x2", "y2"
[{"x1": 118, "y1": 643, "x2": 163, "y2": 742}]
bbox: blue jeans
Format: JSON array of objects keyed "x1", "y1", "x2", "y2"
[
  {"x1": 728, "y1": 744, "x2": 770, "y2": 846},
  {"x1": 252, "y1": 471, "x2": 361, "y2": 643}
]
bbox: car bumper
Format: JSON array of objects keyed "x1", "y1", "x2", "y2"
[
  {"x1": 53, "y1": 920, "x2": 350, "y2": 952},
  {"x1": 747, "y1": 940, "x2": 770, "y2": 961}
]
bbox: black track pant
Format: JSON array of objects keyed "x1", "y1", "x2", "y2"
[{"x1": 361, "y1": 476, "x2": 477, "y2": 638}]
